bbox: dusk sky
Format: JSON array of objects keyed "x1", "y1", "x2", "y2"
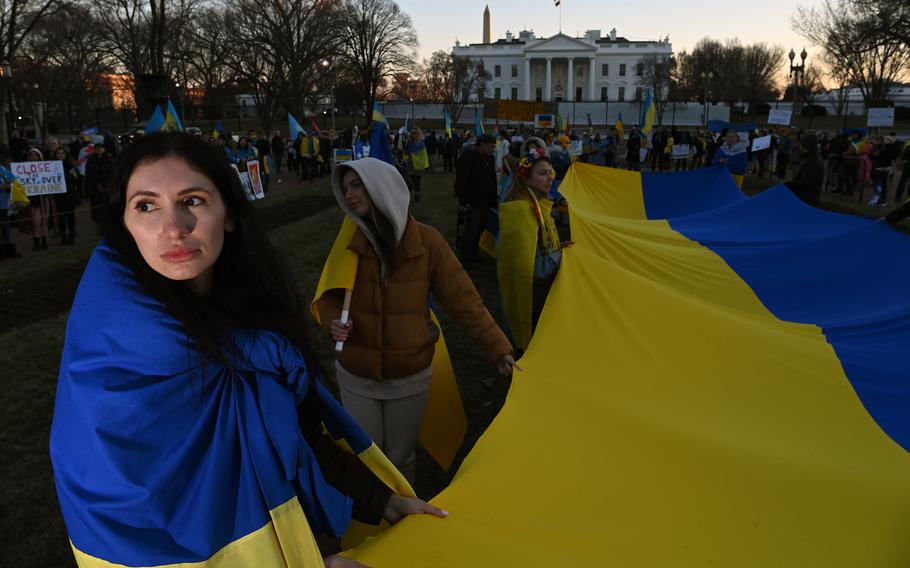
[{"x1": 398, "y1": 0, "x2": 825, "y2": 79}]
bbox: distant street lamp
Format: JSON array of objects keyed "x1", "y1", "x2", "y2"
[
  {"x1": 700, "y1": 70, "x2": 713, "y2": 128},
  {"x1": 789, "y1": 48, "x2": 807, "y2": 119},
  {"x1": 321, "y1": 59, "x2": 335, "y2": 131}
]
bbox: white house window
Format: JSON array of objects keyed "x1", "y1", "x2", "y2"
[
  {"x1": 601, "y1": 63, "x2": 609, "y2": 76},
  {"x1": 619, "y1": 64, "x2": 626, "y2": 76},
  {"x1": 618, "y1": 86, "x2": 625, "y2": 101},
  {"x1": 494, "y1": 87, "x2": 501, "y2": 99},
  {"x1": 494, "y1": 65, "x2": 501, "y2": 77},
  {"x1": 511, "y1": 64, "x2": 518, "y2": 77},
  {"x1": 511, "y1": 87, "x2": 518, "y2": 100}
]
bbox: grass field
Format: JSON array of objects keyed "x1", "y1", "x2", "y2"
[{"x1": 0, "y1": 159, "x2": 906, "y2": 567}]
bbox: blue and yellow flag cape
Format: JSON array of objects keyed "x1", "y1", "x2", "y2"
[
  {"x1": 444, "y1": 109, "x2": 453, "y2": 138},
  {"x1": 311, "y1": 217, "x2": 467, "y2": 471},
  {"x1": 372, "y1": 102, "x2": 388, "y2": 129},
  {"x1": 346, "y1": 163, "x2": 910, "y2": 566},
  {"x1": 51, "y1": 242, "x2": 412, "y2": 567},
  {"x1": 406, "y1": 140, "x2": 429, "y2": 171}
]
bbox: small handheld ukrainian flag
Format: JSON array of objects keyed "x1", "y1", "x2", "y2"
[
  {"x1": 615, "y1": 111, "x2": 625, "y2": 141},
  {"x1": 475, "y1": 108, "x2": 484, "y2": 136},
  {"x1": 288, "y1": 112, "x2": 304, "y2": 140},
  {"x1": 444, "y1": 109, "x2": 453, "y2": 138},
  {"x1": 145, "y1": 105, "x2": 166, "y2": 133},
  {"x1": 641, "y1": 88, "x2": 655, "y2": 134},
  {"x1": 372, "y1": 102, "x2": 389, "y2": 129},
  {"x1": 165, "y1": 99, "x2": 183, "y2": 132}
]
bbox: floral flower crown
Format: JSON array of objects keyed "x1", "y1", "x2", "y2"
[{"x1": 516, "y1": 147, "x2": 549, "y2": 178}]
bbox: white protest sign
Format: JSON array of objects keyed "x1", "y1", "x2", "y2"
[
  {"x1": 751, "y1": 135, "x2": 772, "y2": 152},
  {"x1": 12, "y1": 160, "x2": 66, "y2": 196},
  {"x1": 231, "y1": 164, "x2": 255, "y2": 201},
  {"x1": 671, "y1": 144, "x2": 690, "y2": 159},
  {"x1": 246, "y1": 160, "x2": 266, "y2": 199},
  {"x1": 867, "y1": 107, "x2": 895, "y2": 127},
  {"x1": 768, "y1": 109, "x2": 792, "y2": 125},
  {"x1": 570, "y1": 140, "x2": 583, "y2": 156}
]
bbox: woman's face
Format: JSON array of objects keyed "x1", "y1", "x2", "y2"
[
  {"x1": 341, "y1": 169, "x2": 373, "y2": 217},
  {"x1": 123, "y1": 156, "x2": 233, "y2": 295},
  {"x1": 55, "y1": 148, "x2": 67, "y2": 161},
  {"x1": 725, "y1": 131, "x2": 739, "y2": 145},
  {"x1": 527, "y1": 160, "x2": 554, "y2": 195}
]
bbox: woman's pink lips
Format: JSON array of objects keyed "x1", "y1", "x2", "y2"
[{"x1": 161, "y1": 247, "x2": 201, "y2": 262}]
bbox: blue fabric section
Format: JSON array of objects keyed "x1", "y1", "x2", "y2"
[
  {"x1": 50, "y1": 242, "x2": 364, "y2": 565},
  {"x1": 369, "y1": 123, "x2": 395, "y2": 166},
  {"x1": 641, "y1": 176, "x2": 910, "y2": 452},
  {"x1": 642, "y1": 166, "x2": 746, "y2": 219}
]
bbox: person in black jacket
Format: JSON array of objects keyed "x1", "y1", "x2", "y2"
[
  {"x1": 85, "y1": 141, "x2": 114, "y2": 223},
  {"x1": 454, "y1": 133, "x2": 497, "y2": 266},
  {"x1": 786, "y1": 133, "x2": 824, "y2": 206}
]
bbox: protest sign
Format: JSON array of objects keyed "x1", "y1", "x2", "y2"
[
  {"x1": 671, "y1": 144, "x2": 690, "y2": 159},
  {"x1": 768, "y1": 110, "x2": 792, "y2": 125},
  {"x1": 246, "y1": 160, "x2": 266, "y2": 199},
  {"x1": 570, "y1": 140, "x2": 583, "y2": 156},
  {"x1": 12, "y1": 160, "x2": 66, "y2": 196},
  {"x1": 334, "y1": 149, "x2": 353, "y2": 164},
  {"x1": 231, "y1": 164, "x2": 255, "y2": 201},
  {"x1": 751, "y1": 135, "x2": 772, "y2": 152},
  {"x1": 867, "y1": 108, "x2": 895, "y2": 127}
]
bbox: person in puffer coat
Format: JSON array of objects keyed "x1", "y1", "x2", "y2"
[{"x1": 315, "y1": 157, "x2": 517, "y2": 482}]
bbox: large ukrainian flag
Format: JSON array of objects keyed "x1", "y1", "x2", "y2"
[{"x1": 346, "y1": 163, "x2": 910, "y2": 565}]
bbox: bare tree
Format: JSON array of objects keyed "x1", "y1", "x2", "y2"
[
  {"x1": 18, "y1": 2, "x2": 111, "y2": 134},
  {"x1": 92, "y1": 0, "x2": 201, "y2": 114},
  {"x1": 175, "y1": 6, "x2": 234, "y2": 120},
  {"x1": 638, "y1": 54, "x2": 674, "y2": 125},
  {"x1": 0, "y1": 0, "x2": 60, "y2": 64},
  {"x1": 794, "y1": 0, "x2": 910, "y2": 106},
  {"x1": 339, "y1": 0, "x2": 417, "y2": 123},
  {"x1": 223, "y1": 0, "x2": 343, "y2": 133},
  {"x1": 414, "y1": 50, "x2": 488, "y2": 124}
]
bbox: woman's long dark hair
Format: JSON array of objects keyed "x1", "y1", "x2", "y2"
[{"x1": 101, "y1": 132, "x2": 319, "y2": 372}]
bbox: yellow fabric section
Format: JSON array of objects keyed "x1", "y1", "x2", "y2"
[
  {"x1": 346, "y1": 166, "x2": 910, "y2": 566},
  {"x1": 478, "y1": 229, "x2": 497, "y2": 258},
  {"x1": 310, "y1": 216, "x2": 359, "y2": 325},
  {"x1": 312, "y1": 217, "x2": 467, "y2": 470},
  {"x1": 732, "y1": 173, "x2": 744, "y2": 188},
  {"x1": 561, "y1": 162, "x2": 646, "y2": 219},
  {"x1": 71, "y1": 498, "x2": 322, "y2": 568},
  {"x1": 409, "y1": 147, "x2": 429, "y2": 171},
  {"x1": 496, "y1": 200, "x2": 538, "y2": 350}
]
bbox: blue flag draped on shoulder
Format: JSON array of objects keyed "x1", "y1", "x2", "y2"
[
  {"x1": 51, "y1": 241, "x2": 413, "y2": 566},
  {"x1": 145, "y1": 105, "x2": 166, "y2": 133}
]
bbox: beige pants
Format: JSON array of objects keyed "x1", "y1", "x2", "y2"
[{"x1": 335, "y1": 361, "x2": 431, "y2": 484}]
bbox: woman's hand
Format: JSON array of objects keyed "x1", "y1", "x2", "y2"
[
  {"x1": 382, "y1": 494, "x2": 448, "y2": 526},
  {"x1": 330, "y1": 318, "x2": 353, "y2": 342},
  {"x1": 324, "y1": 555, "x2": 370, "y2": 568},
  {"x1": 495, "y1": 353, "x2": 522, "y2": 376}
]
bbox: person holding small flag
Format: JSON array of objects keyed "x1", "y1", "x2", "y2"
[{"x1": 314, "y1": 157, "x2": 517, "y2": 483}]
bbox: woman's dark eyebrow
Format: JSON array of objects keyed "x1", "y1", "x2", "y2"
[{"x1": 127, "y1": 187, "x2": 213, "y2": 203}]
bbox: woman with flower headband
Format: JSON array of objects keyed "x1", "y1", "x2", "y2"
[{"x1": 497, "y1": 147, "x2": 572, "y2": 352}]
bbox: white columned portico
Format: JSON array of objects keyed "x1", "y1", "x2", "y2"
[
  {"x1": 588, "y1": 57, "x2": 596, "y2": 101},
  {"x1": 567, "y1": 58, "x2": 574, "y2": 100},
  {"x1": 545, "y1": 57, "x2": 552, "y2": 101},
  {"x1": 524, "y1": 58, "x2": 531, "y2": 100}
]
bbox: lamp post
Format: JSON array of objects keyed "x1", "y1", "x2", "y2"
[
  {"x1": 788, "y1": 48, "x2": 807, "y2": 120},
  {"x1": 321, "y1": 59, "x2": 335, "y2": 131},
  {"x1": 0, "y1": 60, "x2": 11, "y2": 145},
  {"x1": 700, "y1": 70, "x2": 713, "y2": 128}
]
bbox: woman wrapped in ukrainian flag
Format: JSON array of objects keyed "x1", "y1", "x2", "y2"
[
  {"x1": 497, "y1": 147, "x2": 573, "y2": 352},
  {"x1": 50, "y1": 133, "x2": 445, "y2": 568}
]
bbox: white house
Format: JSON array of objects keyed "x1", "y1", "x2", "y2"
[{"x1": 452, "y1": 7, "x2": 672, "y2": 103}]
